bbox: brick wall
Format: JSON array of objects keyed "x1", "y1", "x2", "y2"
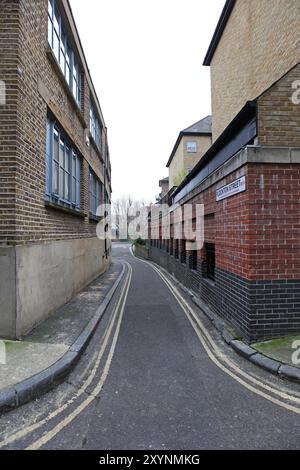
[
  {"x1": 257, "y1": 62, "x2": 300, "y2": 147},
  {"x1": 149, "y1": 159, "x2": 300, "y2": 342},
  {"x1": 210, "y1": 0, "x2": 300, "y2": 142},
  {"x1": 0, "y1": 0, "x2": 111, "y2": 246},
  {"x1": 0, "y1": 0, "x2": 19, "y2": 244},
  {"x1": 247, "y1": 163, "x2": 300, "y2": 281}
]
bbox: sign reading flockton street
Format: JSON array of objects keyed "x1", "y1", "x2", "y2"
[{"x1": 216, "y1": 176, "x2": 246, "y2": 202}]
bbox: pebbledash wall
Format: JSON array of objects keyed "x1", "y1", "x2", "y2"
[
  {"x1": 0, "y1": 0, "x2": 112, "y2": 339},
  {"x1": 149, "y1": 40, "x2": 300, "y2": 342}
]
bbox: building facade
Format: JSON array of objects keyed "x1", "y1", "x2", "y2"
[
  {"x1": 0, "y1": 0, "x2": 112, "y2": 339},
  {"x1": 205, "y1": 0, "x2": 300, "y2": 142},
  {"x1": 148, "y1": 0, "x2": 300, "y2": 342},
  {"x1": 167, "y1": 117, "x2": 212, "y2": 190}
]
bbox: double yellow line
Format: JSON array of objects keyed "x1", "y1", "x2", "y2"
[
  {"x1": 133, "y1": 250, "x2": 300, "y2": 415},
  {"x1": 0, "y1": 261, "x2": 132, "y2": 450}
]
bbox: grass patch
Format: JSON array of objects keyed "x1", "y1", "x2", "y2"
[{"x1": 252, "y1": 334, "x2": 300, "y2": 365}]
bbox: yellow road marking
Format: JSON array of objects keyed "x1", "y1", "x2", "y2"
[
  {"x1": 0, "y1": 262, "x2": 132, "y2": 449},
  {"x1": 132, "y1": 247, "x2": 300, "y2": 411},
  {"x1": 151, "y1": 262, "x2": 300, "y2": 414},
  {"x1": 26, "y1": 262, "x2": 132, "y2": 450}
]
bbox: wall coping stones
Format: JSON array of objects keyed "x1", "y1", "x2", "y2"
[{"x1": 178, "y1": 145, "x2": 300, "y2": 205}]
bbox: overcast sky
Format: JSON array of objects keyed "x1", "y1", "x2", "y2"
[{"x1": 70, "y1": 0, "x2": 225, "y2": 203}]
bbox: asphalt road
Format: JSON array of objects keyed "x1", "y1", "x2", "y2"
[{"x1": 0, "y1": 243, "x2": 299, "y2": 450}]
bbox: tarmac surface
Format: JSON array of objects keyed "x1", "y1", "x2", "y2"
[{"x1": 0, "y1": 243, "x2": 299, "y2": 450}]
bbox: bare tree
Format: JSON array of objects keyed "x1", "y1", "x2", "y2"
[{"x1": 112, "y1": 195, "x2": 151, "y2": 241}]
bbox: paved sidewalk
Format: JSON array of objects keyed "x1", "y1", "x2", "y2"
[{"x1": 0, "y1": 261, "x2": 123, "y2": 402}]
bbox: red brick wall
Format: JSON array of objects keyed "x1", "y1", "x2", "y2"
[
  {"x1": 246, "y1": 163, "x2": 300, "y2": 281},
  {"x1": 184, "y1": 163, "x2": 300, "y2": 283},
  {"x1": 187, "y1": 169, "x2": 251, "y2": 279}
]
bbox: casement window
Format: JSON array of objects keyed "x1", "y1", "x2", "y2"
[
  {"x1": 205, "y1": 243, "x2": 215, "y2": 281},
  {"x1": 48, "y1": 0, "x2": 82, "y2": 107},
  {"x1": 187, "y1": 141, "x2": 197, "y2": 153},
  {"x1": 46, "y1": 120, "x2": 81, "y2": 209},
  {"x1": 89, "y1": 102, "x2": 102, "y2": 150},
  {"x1": 89, "y1": 170, "x2": 102, "y2": 216}
]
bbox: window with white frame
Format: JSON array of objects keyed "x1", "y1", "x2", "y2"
[
  {"x1": 48, "y1": 0, "x2": 81, "y2": 107},
  {"x1": 46, "y1": 119, "x2": 81, "y2": 209},
  {"x1": 90, "y1": 102, "x2": 101, "y2": 150},
  {"x1": 186, "y1": 141, "x2": 197, "y2": 153},
  {"x1": 89, "y1": 170, "x2": 102, "y2": 216}
]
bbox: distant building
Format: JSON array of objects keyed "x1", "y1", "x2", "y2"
[{"x1": 166, "y1": 117, "x2": 212, "y2": 190}]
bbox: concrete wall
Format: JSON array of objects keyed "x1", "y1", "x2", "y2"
[
  {"x1": 0, "y1": 238, "x2": 111, "y2": 339},
  {"x1": 210, "y1": 0, "x2": 300, "y2": 142},
  {"x1": 0, "y1": 248, "x2": 17, "y2": 339}
]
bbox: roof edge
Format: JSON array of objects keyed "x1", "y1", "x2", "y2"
[
  {"x1": 166, "y1": 131, "x2": 211, "y2": 168},
  {"x1": 171, "y1": 100, "x2": 257, "y2": 197},
  {"x1": 203, "y1": 0, "x2": 236, "y2": 66},
  {"x1": 166, "y1": 117, "x2": 212, "y2": 168}
]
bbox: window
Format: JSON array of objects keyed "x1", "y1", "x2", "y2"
[
  {"x1": 205, "y1": 243, "x2": 215, "y2": 281},
  {"x1": 90, "y1": 101, "x2": 102, "y2": 150},
  {"x1": 89, "y1": 170, "x2": 102, "y2": 216},
  {"x1": 48, "y1": 0, "x2": 81, "y2": 107},
  {"x1": 190, "y1": 249, "x2": 197, "y2": 271},
  {"x1": 180, "y1": 240, "x2": 186, "y2": 264},
  {"x1": 46, "y1": 119, "x2": 81, "y2": 209},
  {"x1": 170, "y1": 238, "x2": 174, "y2": 256},
  {"x1": 175, "y1": 239, "x2": 179, "y2": 259},
  {"x1": 187, "y1": 141, "x2": 197, "y2": 153}
]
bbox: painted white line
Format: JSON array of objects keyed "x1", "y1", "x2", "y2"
[
  {"x1": 0, "y1": 262, "x2": 132, "y2": 449},
  {"x1": 132, "y1": 248, "x2": 300, "y2": 411},
  {"x1": 25, "y1": 263, "x2": 132, "y2": 450}
]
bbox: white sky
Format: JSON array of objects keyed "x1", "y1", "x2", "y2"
[{"x1": 70, "y1": 0, "x2": 225, "y2": 203}]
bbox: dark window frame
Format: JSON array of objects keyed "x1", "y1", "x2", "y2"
[{"x1": 205, "y1": 243, "x2": 215, "y2": 281}]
